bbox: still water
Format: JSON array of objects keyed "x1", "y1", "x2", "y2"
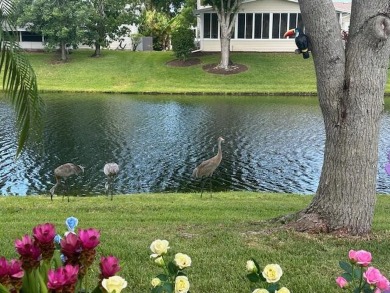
[{"x1": 1, "y1": 93, "x2": 390, "y2": 196}]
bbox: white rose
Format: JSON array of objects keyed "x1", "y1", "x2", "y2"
[
  {"x1": 246, "y1": 260, "x2": 257, "y2": 272},
  {"x1": 174, "y1": 253, "x2": 192, "y2": 269},
  {"x1": 151, "y1": 277, "x2": 161, "y2": 287},
  {"x1": 262, "y1": 264, "x2": 283, "y2": 283},
  {"x1": 174, "y1": 275, "x2": 190, "y2": 293},
  {"x1": 150, "y1": 239, "x2": 170, "y2": 258},
  {"x1": 102, "y1": 276, "x2": 127, "y2": 293}
]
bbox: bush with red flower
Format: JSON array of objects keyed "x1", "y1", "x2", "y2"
[{"x1": 0, "y1": 217, "x2": 126, "y2": 293}]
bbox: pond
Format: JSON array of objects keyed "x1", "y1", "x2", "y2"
[{"x1": 1, "y1": 93, "x2": 390, "y2": 196}]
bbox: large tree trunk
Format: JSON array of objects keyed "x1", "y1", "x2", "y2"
[
  {"x1": 219, "y1": 31, "x2": 231, "y2": 69},
  {"x1": 291, "y1": 0, "x2": 390, "y2": 235},
  {"x1": 216, "y1": 9, "x2": 236, "y2": 70}
]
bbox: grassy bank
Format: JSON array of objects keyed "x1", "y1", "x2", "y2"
[
  {"x1": 1, "y1": 192, "x2": 390, "y2": 292},
  {"x1": 25, "y1": 50, "x2": 321, "y2": 94}
]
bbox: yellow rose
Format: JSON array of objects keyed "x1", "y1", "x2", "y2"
[
  {"x1": 151, "y1": 277, "x2": 161, "y2": 287},
  {"x1": 262, "y1": 264, "x2": 283, "y2": 283},
  {"x1": 174, "y1": 253, "x2": 192, "y2": 269},
  {"x1": 252, "y1": 289, "x2": 269, "y2": 293},
  {"x1": 276, "y1": 287, "x2": 290, "y2": 293},
  {"x1": 175, "y1": 275, "x2": 190, "y2": 293},
  {"x1": 150, "y1": 239, "x2": 170, "y2": 258},
  {"x1": 102, "y1": 276, "x2": 127, "y2": 293},
  {"x1": 246, "y1": 260, "x2": 257, "y2": 272}
]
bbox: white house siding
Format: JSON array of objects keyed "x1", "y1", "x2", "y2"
[{"x1": 198, "y1": 0, "x2": 349, "y2": 52}]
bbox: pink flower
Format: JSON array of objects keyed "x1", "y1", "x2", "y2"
[
  {"x1": 33, "y1": 223, "x2": 56, "y2": 244},
  {"x1": 0, "y1": 257, "x2": 8, "y2": 279},
  {"x1": 14, "y1": 235, "x2": 41, "y2": 259},
  {"x1": 47, "y1": 268, "x2": 67, "y2": 289},
  {"x1": 336, "y1": 276, "x2": 348, "y2": 288},
  {"x1": 376, "y1": 274, "x2": 390, "y2": 291},
  {"x1": 364, "y1": 267, "x2": 382, "y2": 285},
  {"x1": 100, "y1": 256, "x2": 121, "y2": 279},
  {"x1": 63, "y1": 264, "x2": 79, "y2": 285},
  {"x1": 60, "y1": 232, "x2": 82, "y2": 259},
  {"x1": 348, "y1": 250, "x2": 357, "y2": 262},
  {"x1": 8, "y1": 259, "x2": 24, "y2": 279},
  {"x1": 47, "y1": 264, "x2": 79, "y2": 289},
  {"x1": 355, "y1": 250, "x2": 372, "y2": 266},
  {"x1": 78, "y1": 228, "x2": 100, "y2": 250}
]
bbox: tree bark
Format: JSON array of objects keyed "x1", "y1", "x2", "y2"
[
  {"x1": 93, "y1": 43, "x2": 101, "y2": 57},
  {"x1": 60, "y1": 41, "x2": 67, "y2": 61},
  {"x1": 293, "y1": 0, "x2": 390, "y2": 235}
]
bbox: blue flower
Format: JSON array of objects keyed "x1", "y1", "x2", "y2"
[
  {"x1": 65, "y1": 216, "x2": 78, "y2": 232},
  {"x1": 54, "y1": 234, "x2": 62, "y2": 244}
]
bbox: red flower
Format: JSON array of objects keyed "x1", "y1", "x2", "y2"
[
  {"x1": 33, "y1": 223, "x2": 56, "y2": 244},
  {"x1": 47, "y1": 264, "x2": 79, "y2": 289},
  {"x1": 100, "y1": 256, "x2": 121, "y2": 279},
  {"x1": 78, "y1": 228, "x2": 100, "y2": 250},
  {"x1": 0, "y1": 257, "x2": 9, "y2": 285},
  {"x1": 60, "y1": 233, "x2": 82, "y2": 260},
  {"x1": 14, "y1": 235, "x2": 41, "y2": 270},
  {"x1": 8, "y1": 259, "x2": 24, "y2": 279}
]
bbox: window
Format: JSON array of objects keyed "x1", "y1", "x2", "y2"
[
  {"x1": 21, "y1": 31, "x2": 43, "y2": 42},
  {"x1": 203, "y1": 13, "x2": 219, "y2": 39},
  {"x1": 272, "y1": 13, "x2": 288, "y2": 39},
  {"x1": 238, "y1": 13, "x2": 270, "y2": 39},
  {"x1": 289, "y1": 13, "x2": 304, "y2": 31}
]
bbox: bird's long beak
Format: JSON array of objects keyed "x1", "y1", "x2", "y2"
[{"x1": 283, "y1": 29, "x2": 295, "y2": 38}]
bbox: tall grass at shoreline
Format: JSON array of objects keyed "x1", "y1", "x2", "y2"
[{"x1": 1, "y1": 192, "x2": 390, "y2": 292}]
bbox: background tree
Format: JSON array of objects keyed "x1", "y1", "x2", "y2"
[
  {"x1": 138, "y1": 9, "x2": 172, "y2": 50},
  {"x1": 202, "y1": 0, "x2": 243, "y2": 70},
  {"x1": 83, "y1": 0, "x2": 140, "y2": 57},
  {"x1": 16, "y1": 0, "x2": 91, "y2": 61},
  {"x1": 0, "y1": 0, "x2": 44, "y2": 156},
  {"x1": 286, "y1": 0, "x2": 390, "y2": 235}
]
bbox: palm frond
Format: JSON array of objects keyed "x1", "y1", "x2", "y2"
[{"x1": 0, "y1": 0, "x2": 44, "y2": 157}]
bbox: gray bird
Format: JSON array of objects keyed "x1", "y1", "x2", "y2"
[
  {"x1": 192, "y1": 136, "x2": 225, "y2": 197},
  {"x1": 104, "y1": 162, "x2": 119, "y2": 200},
  {"x1": 49, "y1": 163, "x2": 84, "y2": 201}
]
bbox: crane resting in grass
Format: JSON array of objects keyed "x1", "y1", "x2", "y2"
[
  {"x1": 103, "y1": 162, "x2": 119, "y2": 200},
  {"x1": 49, "y1": 163, "x2": 84, "y2": 202},
  {"x1": 192, "y1": 136, "x2": 225, "y2": 197}
]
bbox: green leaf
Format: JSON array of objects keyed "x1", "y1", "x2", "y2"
[
  {"x1": 0, "y1": 283, "x2": 10, "y2": 293},
  {"x1": 251, "y1": 258, "x2": 262, "y2": 273},
  {"x1": 339, "y1": 261, "x2": 353, "y2": 274},
  {"x1": 36, "y1": 272, "x2": 48, "y2": 293},
  {"x1": 168, "y1": 261, "x2": 179, "y2": 276},
  {"x1": 91, "y1": 285, "x2": 103, "y2": 293},
  {"x1": 341, "y1": 272, "x2": 352, "y2": 282},
  {"x1": 354, "y1": 267, "x2": 362, "y2": 279},
  {"x1": 267, "y1": 283, "x2": 279, "y2": 292},
  {"x1": 246, "y1": 272, "x2": 261, "y2": 282},
  {"x1": 156, "y1": 274, "x2": 169, "y2": 281},
  {"x1": 161, "y1": 282, "x2": 174, "y2": 293}
]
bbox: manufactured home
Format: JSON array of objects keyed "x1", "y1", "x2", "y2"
[{"x1": 195, "y1": 0, "x2": 351, "y2": 52}]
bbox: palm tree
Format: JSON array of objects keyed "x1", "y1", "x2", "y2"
[{"x1": 0, "y1": 0, "x2": 44, "y2": 156}]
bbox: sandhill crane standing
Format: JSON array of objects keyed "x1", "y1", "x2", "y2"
[
  {"x1": 49, "y1": 163, "x2": 84, "y2": 201},
  {"x1": 192, "y1": 137, "x2": 225, "y2": 197},
  {"x1": 104, "y1": 162, "x2": 119, "y2": 200}
]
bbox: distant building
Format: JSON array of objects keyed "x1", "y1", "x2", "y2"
[{"x1": 195, "y1": 0, "x2": 351, "y2": 52}]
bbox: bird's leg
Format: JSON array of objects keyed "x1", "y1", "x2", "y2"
[
  {"x1": 200, "y1": 178, "x2": 206, "y2": 198},
  {"x1": 209, "y1": 177, "x2": 213, "y2": 198}
]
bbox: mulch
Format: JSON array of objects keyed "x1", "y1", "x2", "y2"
[{"x1": 166, "y1": 55, "x2": 248, "y2": 75}]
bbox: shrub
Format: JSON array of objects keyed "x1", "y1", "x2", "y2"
[{"x1": 171, "y1": 28, "x2": 195, "y2": 61}]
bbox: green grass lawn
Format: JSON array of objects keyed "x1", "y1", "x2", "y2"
[
  {"x1": 25, "y1": 50, "x2": 320, "y2": 94},
  {"x1": 1, "y1": 192, "x2": 390, "y2": 292}
]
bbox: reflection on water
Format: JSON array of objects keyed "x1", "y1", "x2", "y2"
[{"x1": 1, "y1": 93, "x2": 390, "y2": 196}]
